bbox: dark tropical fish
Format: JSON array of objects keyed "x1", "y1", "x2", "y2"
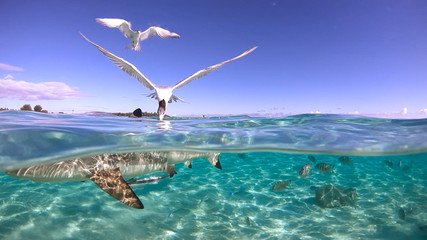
[
  {"x1": 272, "y1": 180, "x2": 291, "y2": 192},
  {"x1": 312, "y1": 184, "x2": 357, "y2": 208},
  {"x1": 398, "y1": 207, "x2": 406, "y2": 220},
  {"x1": 385, "y1": 159, "x2": 394, "y2": 169},
  {"x1": 299, "y1": 164, "x2": 312, "y2": 178},
  {"x1": 308, "y1": 155, "x2": 316, "y2": 163},
  {"x1": 245, "y1": 216, "x2": 251, "y2": 226},
  {"x1": 397, "y1": 206, "x2": 413, "y2": 221},
  {"x1": 402, "y1": 165, "x2": 411, "y2": 172},
  {"x1": 338, "y1": 156, "x2": 353, "y2": 165},
  {"x1": 419, "y1": 225, "x2": 427, "y2": 232},
  {"x1": 315, "y1": 163, "x2": 334, "y2": 173},
  {"x1": 6, "y1": 152, "x2": 221, "y2": 209}
]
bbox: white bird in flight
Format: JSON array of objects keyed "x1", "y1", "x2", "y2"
[
  {"x1": 80, "y1": 32, "x2": 257, "y2": 120},
  {"x1": 96, "y1": 18, "x2": 180, "y2": 51}
]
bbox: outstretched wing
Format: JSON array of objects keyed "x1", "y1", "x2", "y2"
[
  {"x1": 172, "y1": 46, "x2": 257, "y2": 90},
  {"x1": 80, "y1": 32, "x2": 157, "y2": 90},
  {"x1": 139, "y1": 26, "x2": 180, "y2": 41},
  {"x1": 96, "y1": 18, "x2": 135, "y2": 39}
]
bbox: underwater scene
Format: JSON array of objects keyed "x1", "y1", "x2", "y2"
[{"x1": 0, "y1": 111, "x2": 426, "y2": 240}]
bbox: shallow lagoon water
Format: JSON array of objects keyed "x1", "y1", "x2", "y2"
[{"x1": 0, "y1": 111, "x2": 426, "y2": 239}]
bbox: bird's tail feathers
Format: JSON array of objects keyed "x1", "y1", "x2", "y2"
[
  {"x1": 127, "y1": 42, "x2": 141, "y2": 51},
  {"x1": 170, "y1": 94, "x2": 186, "y2": 103},
  {"x1": 146, "y1": 92, "x2": 158, "y2": 100}
]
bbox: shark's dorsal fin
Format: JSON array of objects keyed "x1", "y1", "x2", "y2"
[
  {"x1": 163, "y1": 164, "x2": 177, "y2": 178},
  {"x1": 184, "y1": 161, "x2": 192, "y2": 168},
  {"x1": 206, "y1": 153, "x2": 222, "y2": 170},
  {"x1": 214, "y1": 160, "x2": 222, "y2": 170},
  {"x1": 89, "y1": 168, "x2": 144, "y2": 209}
]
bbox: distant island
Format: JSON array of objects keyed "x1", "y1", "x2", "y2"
[
  {"x1": 0, "y1": 104, "x2": 48, "y2": 113},
  {"x1": 0, "y1": 104, "x2": 159, "y2": 117}
]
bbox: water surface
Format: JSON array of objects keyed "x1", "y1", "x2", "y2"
[{"x1": 0, "y1": 111, "x2": 426, "y2": 239}]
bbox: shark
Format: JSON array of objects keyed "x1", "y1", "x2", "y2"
[{"x1": 6, "y1": 151, "x2": 221, "y2": 209}]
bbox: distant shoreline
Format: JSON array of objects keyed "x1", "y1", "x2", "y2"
[{"x1": 0, "y1": 108, "x2": 158, "y2": 117}]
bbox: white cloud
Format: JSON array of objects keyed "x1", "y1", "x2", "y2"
[
  {"x1": 347, "y1": 111, "x2": 360, "y2": 115},
  {"x1": 420, "y1": 109, "x2": 427, "y2": 114},
  {"x1": 400, "y1": 107, "x2": 408, "y2": 115},
  {"x1": 0, "y1": 77, "x2": 86, "y2": 100},
  {"x1": 0, "y1": 62, "x2": 24, "y2": 72}
]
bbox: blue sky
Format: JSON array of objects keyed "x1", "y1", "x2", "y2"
[{"x1": 1, "y1": 0, "x2": 426, "y2": 118}]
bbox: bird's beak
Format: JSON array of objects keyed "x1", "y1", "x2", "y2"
[{"x1": 157, "y1": 100, "x2": 166, "y2": 120}]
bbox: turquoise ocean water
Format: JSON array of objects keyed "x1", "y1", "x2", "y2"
[{"x1": 0, "y1": 111, "x2": 426, "y2": 239}]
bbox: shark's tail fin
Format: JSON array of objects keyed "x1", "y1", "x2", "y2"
[{"x1": 206, "y1": 153, "x2": 222, "y2": 170}]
